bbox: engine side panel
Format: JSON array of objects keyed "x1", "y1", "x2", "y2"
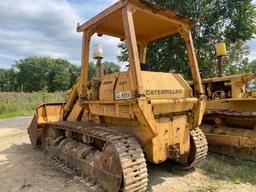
[{"x1": 141, "y1": 71, "x2": 192, "y2": 99}]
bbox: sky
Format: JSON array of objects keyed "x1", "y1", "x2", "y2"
[{"x1": 0, "y1": 0, "x2": 255, "y2": 69}]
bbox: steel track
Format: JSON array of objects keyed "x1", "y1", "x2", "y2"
[
  {"x1": 188, "y1": 128, "x2": 208, "y2": 168},
  {"x1": 205, "y1": 110, "x2": 256, "y2": 120},
  {"x1": 44, "y1": 121, "x2": 148, "y2": 192},
  {"x1": 43, "y1": 122, "x2": 207, "y2": 191}
]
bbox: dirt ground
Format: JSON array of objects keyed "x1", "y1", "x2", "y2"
[{"x1": 0, "y1": 117, "x2": 255, "y2": 192}]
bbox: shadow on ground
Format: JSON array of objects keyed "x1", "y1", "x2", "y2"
[{"x1": 147, "y1": 160, "x2": 196, "y2": 191}]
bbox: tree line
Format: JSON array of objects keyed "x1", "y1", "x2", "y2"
[{"x1": 0, "y1": 57, "x2": 120, "y2": 92}]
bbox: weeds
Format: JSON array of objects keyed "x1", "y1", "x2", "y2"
[
  {"x1": 199, "y1": 154, "x2": 256, "y2": 185},
  {"x1": 20, "y1": 179, "x2": 32, "y2": 190},
  {"x1": 0, "y1": 92, "x2": 66, "y2": 118},
  {"x1": 0, "y1": 111, "x2": 25, "y2": 119},
  {"x1": 192, "y1": 185, "x2": 218, "y2": 192}
]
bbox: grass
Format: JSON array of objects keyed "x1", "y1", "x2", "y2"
[
  {"x1": 0, "y1": 111, "x2": 27, "y2": 119},
  {"x1": 0, "y1": 92, "x2": 66, "y2": 119},
  {"x1": 199, "y1": 153, "x2": 256, "y2": 185},
  {"x1": 20, "y1": 179, "x2": 32, "y2": 190},
  {"x1": 191, "y1": 185, "x2": 218, "y2": 192}
]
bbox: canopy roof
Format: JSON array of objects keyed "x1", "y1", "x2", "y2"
[{"x1": 77, "y1": 0, "x2": 195, "y2": 43}]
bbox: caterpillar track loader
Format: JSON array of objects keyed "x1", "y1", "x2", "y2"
[
  {"x1": 28, "y1": 0, "x2": 208, "y2": 191},
  {"x1": 200, "y1": 73, "x2": 256, "y2": 160},
  {"x1": 189, "y1": 42, "x2": 256, "y2": 160}
]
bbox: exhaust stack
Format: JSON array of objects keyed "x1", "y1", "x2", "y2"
[{"x1": 93, "y1": 42, "x2": 104, "y2": 80}]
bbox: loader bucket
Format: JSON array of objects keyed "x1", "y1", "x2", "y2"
[{"x1": 27, "y1": 103, "x2": 65, "y2": 146}]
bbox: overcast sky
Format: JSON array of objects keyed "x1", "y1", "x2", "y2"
[{"x1": 0, "y1": 0, "x2": 255, "y2": 68}]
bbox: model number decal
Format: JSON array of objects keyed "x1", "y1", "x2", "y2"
[{"x1": 115, "y1": 91, "x2": 131, "y2": 100}]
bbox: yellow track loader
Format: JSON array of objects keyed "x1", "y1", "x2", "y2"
[
  {"x1": 188, "y1": 42, "x2": 256, "y2": 160},
  {"x1": 28, "y1": 0, "x2": 208, "y2": 191},
  {"x1": 200, "y1": 73, "x2": 256, "y2": 160}
]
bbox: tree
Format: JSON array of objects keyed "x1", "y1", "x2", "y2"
[
  {"x1": 0, "y1": 68, "x2": 17, "y2": 91},
  {"x1": 117, "y1": 0, "x2": 256, "y2": 79},
  {"x1": 12, "y1": 57, "x2": 80, "y2": 92},
  {"x1": 48, "y1": 59, "x2": 71, "y2": 92},
  {"x1": 223, "y1": 40, "x2": 252, "y2": 75},
  {"x1": 89, "y1": 63, "x2": 96, "y2": 80},
  {"x1": 69, "y1": 64, "x2": 80, "y2": 87},
  {"x1": 88, "y1": 61, "x2": 121, "y2": 80},
  {"x1": 0, "y1": 58, "x2": 121, "y2": 92},
  {"x1": 104, "y1": 61, "x2": 121, "y2": 74},
  {"x1": 249, "y1": 59, "x2": 256, "y2": 73}
]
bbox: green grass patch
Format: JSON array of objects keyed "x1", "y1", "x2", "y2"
[
  {"x1": 0, "y1": 111, "x2": 29, "y2": 119},
  {"x1": 20, "y1": 179, "x2": 32, "y2": 190},
  {"x1": 0, "y1": 92, "x2": 66, "y2": 119},
  {"x1": 199, "y1": 153, "x2": 256, "y2": 185}
]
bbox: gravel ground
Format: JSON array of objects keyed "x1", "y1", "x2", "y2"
[{"x1": 0, "y1": 116, "x2": 255, "y2": 192}]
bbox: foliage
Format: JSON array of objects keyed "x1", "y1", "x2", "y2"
[
  {"x1": 12, "y1": 57, "x2": 80, "y2": 92},
  {"x1": 0, "y1": 57, "x2": 121, "y2": 92},
  {"x1": 223, "y1": 40, "x2": 252, "y2": 75},
  {"x1": 89, "y1": 63, "x2": 96, "y2": 80},
  {"x1": 199, "y1": 154, "x2": 256, "y2": 185},
  {"x1": 0, "y1": 111, "x2": 26, "y2": 119},
  {"x1": 88, "y1": 61, "x2": 121, "y2": 79},
  {"x1": 0, "y1": 92, "x2": 66, "y2": 118},
  {"x1": 117, "y1": 0, "x2": 256, "y2": 79},
  {"x1": 0, "y1": 68, "x2": 16, "y2": 91},
  {"x1": 117, "y1": 43, "x2": 129, "y2": 63},
  {"x1": 68, "y1": 63, "x2": 81, "y2": 89},
  {"x1": 104, "y1": 61, "x2": 121, "y2": 74},
  {"x1": 249, "y1": 59, "x2": 256, "y2": 73}
]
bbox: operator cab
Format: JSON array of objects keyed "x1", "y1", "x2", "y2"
[{"x1": 77, "y1": 0, "x2": 203, "y2": 103}]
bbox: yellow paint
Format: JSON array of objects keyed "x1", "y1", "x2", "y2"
[
  {"x1": 195, "y1": 73, "x2": 256, "y2": 153},
  {"x1": 29, "y1": 0, "x2": 206, "y2": 165},
  {"x1": 67, "y1": 101, "x2": 83, "y2": 121},
  {"x1": 215, "y1": 42, "x2": 227, "y2": 57}
]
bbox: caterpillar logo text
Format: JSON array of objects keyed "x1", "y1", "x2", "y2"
[{"x1": 146, "y1": 89, "x2": 183, "y2": 95}]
